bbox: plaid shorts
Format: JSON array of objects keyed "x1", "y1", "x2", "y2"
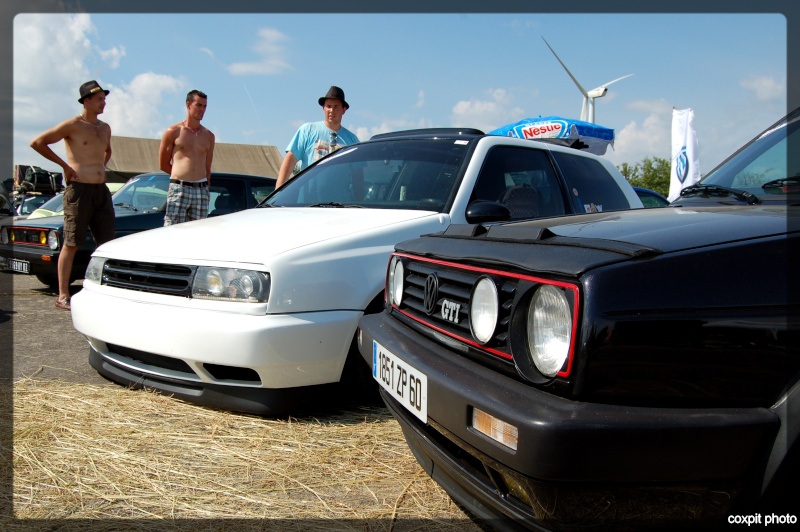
[{"x1": 164, "y1": 180, "x2": 210, "y2": 226}]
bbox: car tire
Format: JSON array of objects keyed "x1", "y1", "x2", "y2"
[{"x1": 35, "y1": 274, "x2": 60, "y2": 289}]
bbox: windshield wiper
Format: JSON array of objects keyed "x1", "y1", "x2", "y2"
[
  {"x1": 762, "y1": 176, "x2": 800, "y2": 190},
  {"x1": 679, "y1": 183, "x2": 759, "y2": 205},
  {"x1": 114, "y1": 202, "x2": 138, "y2": 211},
  {"x1": 307, "y1": 202, "x2": 364, "y2": 208}
]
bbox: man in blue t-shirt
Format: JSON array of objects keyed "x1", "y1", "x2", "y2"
[{"x1": 275, "y1": 86, "x2": 360, "y2": 187}]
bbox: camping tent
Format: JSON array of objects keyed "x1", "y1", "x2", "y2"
[{"x1": 105, "y1": 136, "x2": 283, "y2": 183}]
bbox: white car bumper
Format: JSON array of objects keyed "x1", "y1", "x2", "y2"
[{"x1": 71, "y1": 285, "x2": 360, "y2": 390}]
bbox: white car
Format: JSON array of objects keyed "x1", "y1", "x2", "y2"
[{"x1": 72, "y1": 128, "x2": 643, "y2": 415}]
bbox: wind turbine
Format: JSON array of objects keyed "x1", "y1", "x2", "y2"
[{"x1": 542, "y1": 37, "x2": 633, "y2": 124}]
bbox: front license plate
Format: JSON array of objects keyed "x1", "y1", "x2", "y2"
[
  {"x1": 7, "y1": 258, "x2": 30, "y2": 274},
  {"x1": 373, "y1": 340, "x2": 427, "y2": 423}
]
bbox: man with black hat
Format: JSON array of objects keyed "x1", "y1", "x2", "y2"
[
  {"x1": 275, "y1": 86, "x2": 360, "y2": 187},
  {"x1": 30, "y1": 80, "x2": 115, "y2": 311}
]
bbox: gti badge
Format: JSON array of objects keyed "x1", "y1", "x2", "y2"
[{"x1": 423, "y1": 273, "x2": 438, "y2": 315}]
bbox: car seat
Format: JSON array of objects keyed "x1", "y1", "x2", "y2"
[{"x1": 500, "y1": 185, "x2": 540, "y2": 220}]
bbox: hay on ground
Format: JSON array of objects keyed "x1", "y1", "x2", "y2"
[{"x1": 2, "y1": 378, "x2": 481, "y2": 530}]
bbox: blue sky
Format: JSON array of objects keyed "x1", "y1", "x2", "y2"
[{"x1": 12, "y1": 10, "x2": 787, "y2": 176}]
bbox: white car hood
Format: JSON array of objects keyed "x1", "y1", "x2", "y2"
[{"x1": 95, "y1": 207, "x2": 443, "y2": 266}]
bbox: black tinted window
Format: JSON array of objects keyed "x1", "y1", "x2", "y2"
[
  {"x1": 209, "y1": 180, "x2": 246, "y2": 216},
  {"x1": 551, "y1": 151, "x2": 630, "y2": 213},
  {"x1": 268, "y1": 139, "x2": 470, "y2": 212},
  {"x1": 472, "y1": 146, "x2": 566, "y2": 220}
]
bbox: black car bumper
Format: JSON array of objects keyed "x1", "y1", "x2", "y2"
[
  {"x1": 88, "y1": 345, "x2": 340, "y2": 417},
  {"x1": 0, "y1": 244, "x2": 60, "y2": 277},
  {"x1": 357, "y1": 312, "x2": 780, "y2": 528}
]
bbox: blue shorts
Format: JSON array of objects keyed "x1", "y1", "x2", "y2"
[{"x1": 164, "y1": 179, "x2": 210, "y2": 226}]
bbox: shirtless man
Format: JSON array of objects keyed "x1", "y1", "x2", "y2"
[
  {"x1": 159, "y1": 90, "x2": 215, "y2": 226},
  {"x1": 30, "y1": 80, "x2": 114, "y2": 310}
]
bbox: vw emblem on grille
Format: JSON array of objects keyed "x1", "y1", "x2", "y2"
[{"x1": 423, "y1": 273, "x2": 439, "y2": 315}]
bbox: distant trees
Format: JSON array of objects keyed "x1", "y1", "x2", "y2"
[{"x1": 617, "y1": 157, "x2": 671, "y2": 197}]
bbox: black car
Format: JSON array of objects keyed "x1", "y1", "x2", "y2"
[
  {"x1": 0, "y1": 172, "x2": 276, "y2": 288},
  {"x1": 357, "y1": 204, "x2": 798, "y2": 529},
  {"x1": 672, "y1": 106, "x2": 799, "y2": 206}
]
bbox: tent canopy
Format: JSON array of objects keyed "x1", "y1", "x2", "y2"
[{"x1": 105, "y1": 136, "x2": 283, "y2": 182}]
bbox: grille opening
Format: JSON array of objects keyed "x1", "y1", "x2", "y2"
[
  {"x1": 102, "y1": 259, "x2": 196, "y2": 296},
  {"x1": 203, "y1": 364, "x2": 261, "y2": 384},
  {"x1": 108, "y1": 343, "x2": 196, "y2": 377}
]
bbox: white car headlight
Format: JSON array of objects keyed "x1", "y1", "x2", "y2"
[
  {"x1": 84, "y1": 256, "x2": 107, "y2": 284},
  {"x1": 527, "y1": 284, "x2": 572, "y2": 377},
  {"x1": 0, "y1": 227, "x2": 8, "y2": 245},
  {"x1": 192, "y1": 267, "x2": 270, "y2": 303},
  {"x1": 388, "y1": 256, "x2": 404, "y2": 306},
  {"x1": 47, "y1": 229, "x2": 60, "y2": 250},
  {"x1": 470, "y1": 276, "x2": 498, "y2": 344}
]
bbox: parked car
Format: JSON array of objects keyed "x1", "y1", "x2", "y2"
[
  {"x1": 25, "y1": 183, "x2": 123, "y2": 221},
  {"x1": 358, "y1": 203, "x2": 798, "y2": 529},
  {"x1": 0, "y1": 180, "x2": 14, "y2": 220},
  {"x1": 633, "y1": 186, "x2": 669, "y2": 207},
  {"x1": 672, "y1": 106, "x2": 799, "y2": 206},
  {"x1": 25, "y1": 192, "x2": 65, "y2": 220},
  {"x1": 0, "y1": 172, "x2": 276, "y2": 288},
  {"x1": 12, "y1": 192, "x2": 57, "y2": 221},
  {"x1": 70, "y1": 128, "x2": 643, "y2": 416}
]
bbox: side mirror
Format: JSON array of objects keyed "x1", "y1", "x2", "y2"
[{"x1": 465, "y1": 200, "x2": 511, "y2": 224}]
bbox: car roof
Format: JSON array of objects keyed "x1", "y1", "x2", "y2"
[{"x1": 370, "y1": 128, "x2": 486, "y2": 140}]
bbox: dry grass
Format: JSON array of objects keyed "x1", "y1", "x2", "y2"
[{"x1": 2, "y1": 378, "x2": 483, "y2": 531}]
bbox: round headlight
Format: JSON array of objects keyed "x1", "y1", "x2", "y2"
[
  {"x1": 388, "y1": 257, "x2": 404, "y2": 306},
  {"x1": 237, "y1": 274, "x2": 255, "y2": 298},
  {"x1": 47, "y1": 230, "x2": 59, "y2": 250},
  {"x1": 203, "y1": 269, "x2": 225, "y2": 297},
  {"x1": 527, "y1": 285, "x2": 572, "y2": 377},
  {"x1": 0, "y1": 227, "x2": 8, "y2": 245},
  {"x1": 470, "y1": 276, "x2": 498, "y2": 344}
]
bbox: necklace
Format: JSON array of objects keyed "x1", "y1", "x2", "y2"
[
  {"x1": 183, "y1": 121, "x2": 202, "y2": 136},
  {"x1": 79, "y1": 114, "x2": 102, "y2": 128}
]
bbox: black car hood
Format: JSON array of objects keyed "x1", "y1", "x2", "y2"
[{"x1": 398, "y1": 205, "x2": 796, "y2": 277}]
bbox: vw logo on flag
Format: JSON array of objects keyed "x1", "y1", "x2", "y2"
[
  {"x1": 675, "y1": 146, "x2": 689, "y2": 183},
  {"x1": 423, "y1": 273, "x2": 439, "y2": 315}
]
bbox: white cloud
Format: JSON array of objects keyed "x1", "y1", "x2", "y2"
[
  {"x1": 99, "y1": 45, "x2": 126, "y2": 69},
  {"x1": 227, "y1": 28, "x2": 292, "y2": 76},
  {"x1": 13, "y1": 13, "x2": 184, "y2": 169},
  {"x1": 603, "y1": 99, "x2": 672, "y2": 167},
  {"x1": 353, "y1": 117, "x2": 434, "y2": 142},
  {"x1": 415, "y1": 90, "x2": 425, "y2": 109},
  {"x1": 451, "y1": 88, "x2": 525, "y2": 133},
  {"x1": 200, "y1": 47, "x2": 215, "y2": 59},
  {"x1": 103, "y1": 72, "x2": 186, "y2": 140},
  {"x1": 740, "y1": 76, "x2": 784, "y2": 102}
]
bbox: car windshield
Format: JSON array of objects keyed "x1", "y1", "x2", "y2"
[
  {"x1": 112, "y1": 174, "x2": 170, "y2": 211},
  {"x1": 36, "y1": 193, "x2": 64, "y2": 213},
  {"x1": 699, "y1": 108, "x2": 800, "y2": 197},
  {"x1": 19, "y1": 195, "x2": 52, "y2": 215},
  {"x1": 266, "y1": 138, "x2": 472, "y2": 212}
]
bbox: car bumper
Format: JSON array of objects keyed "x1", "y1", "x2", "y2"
[
  {"x1": 72, "y1": 284, "x2": 361, "y2": 413},
  {"x1": 357, "y1": 312, "x2": 780, "y2": 527},
  {"x1": 0, "y1": 244, "x2": 60, "y2": 277}
]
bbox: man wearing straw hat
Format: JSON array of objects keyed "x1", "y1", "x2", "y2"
[{"x1": 30, "y1": 80, "x2": 115, "y2": 311}]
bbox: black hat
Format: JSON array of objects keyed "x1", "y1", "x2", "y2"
[
  {"x1": 318, "y1": 86, "x2": 349, "y2": 109},
  {"x1": 78, "y1": 80, "x2": 110, "y2": 103}
]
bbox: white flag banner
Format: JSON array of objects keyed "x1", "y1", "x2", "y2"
[{"x1": 669, "y1": 108, "x2": 701, "y2": 201}]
